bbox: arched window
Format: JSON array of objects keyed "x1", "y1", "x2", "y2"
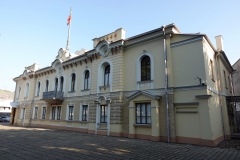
[
  {"x1": 141, "y1": 56, "x2": 151, "y2": 81},
  {"x1": 60, "y1": 76, "x2": 64, "y2": 92},
  {"x1": 45, "y1": 80, "x2": 49, "y2": 92},
  {"x1": 104, "y1": 65, "x2": 110, "y2": 86},
  {"x1": 84, "y1": 70, "x2": 90, "y2": 90},
  {"x1": 25, "y1": 83, "x2": 29, "y2": 98},
  {"x1": 71, "y1": 73, "x2": 76, "y2": 91},
  {"x1": 55, "y1": 78, "x2": 58, "y2": 92},
  {"x1": 37, "y1": 82, "x2": 41, "y2": 96},
  {"x1": 17, "y1": 87, "x2": 21, "y2": 100}
]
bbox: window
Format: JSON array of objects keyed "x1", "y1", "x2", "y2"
[
  {"x1": 21, "y1": 108, "x2": 25, "y2": 119},
  {"x1": 82, "y1": 105, "x2": 88, "y2": 121},
  {"x1": 25, "y1": 83, "x2": 29, "y2": 98},
  {"x1": 210, "y1": 60, "x2": 214, "y2": 81},
  {"x1": 84, "y1": 70, "x2": 90, "y2": 90},
  {"x1": 57, "y1": 106, "x2": 61, "y2": 120},
  {"x1": 52, "y1": 107, "x2": 56, "y2": 120},
  {"x1": 100, "y1": 105, "x2": 108, "y2": 123},
  {"x1": 42, "y1": 107, "x2": 46, "y2": 119},
  {"x1": 17, "y1": 87, "x2": 21, "y2": 100},
  {"x1": 136, "y1": 103, "x2": 151, "y2": 124},
  {"x1": 35, "y1": 82, "x2": 41, "y2": 96},
  {"x1": 34, "y1": 107, "x2": 38, "y2": 119},
  {"x1": 228, "y1": 76, "x2": 231, "y2": 92},
  {"x1": 223, "y1": 70, "x2": 227, "y2": 89},
  {"x1": 68, "y1": 106, "x2": 74, "y2": 120},
  {"x1": 55, "y1": 78, "x2": 58, "y2": 92},
  {"x1": 104, "y1": 65, "x2": 110, "y2": 86},
  {"x1": 45, "y1": 80, "x2": 49, "y2": 92},
  {"x1": 71, "y1": 73, "x2": 76, "y2": 91},
  {"x1": 60, "y1": 76, "x2": 64, "y2": 92},
  {"x1": 141, "y1": 56, "x2": 151, "y2": 81}
]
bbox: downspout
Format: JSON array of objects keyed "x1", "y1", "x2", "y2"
[
  {"x1": 215, "y1": 52, "x2": 226, "y2": 141},
  {"x1": 163, "y1": 26, "x2": 170, "y2": 143}
]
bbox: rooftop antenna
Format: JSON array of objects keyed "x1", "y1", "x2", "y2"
[{"x1": 66, "y1": 7, "x2": 72, "y2": 51}]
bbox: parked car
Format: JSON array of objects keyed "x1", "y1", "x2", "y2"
[{"x1": 0, "y1": 116, "x2": 10, "y2": 122}]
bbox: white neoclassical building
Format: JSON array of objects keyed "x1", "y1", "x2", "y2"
[{"x1": 12, "y1": 24, "x2": 235, "y2": 146}]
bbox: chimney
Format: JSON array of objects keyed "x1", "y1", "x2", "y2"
[{"x1": 215, "y1": 35, "x2": 224, "y2": 51}]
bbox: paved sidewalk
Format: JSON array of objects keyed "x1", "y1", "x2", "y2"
[{"x1": 0, "y1": 123, "x2": 240, "y2": 160}]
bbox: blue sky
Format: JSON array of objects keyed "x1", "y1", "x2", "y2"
[{"x1": 0, "y1": 0, "x2": 239, "y2": 92}]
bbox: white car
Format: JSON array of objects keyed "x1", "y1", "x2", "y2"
[{"x1": 0, "y1": 116, "x2": 10, "y2": 122}]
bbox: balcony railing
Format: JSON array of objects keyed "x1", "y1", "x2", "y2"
[{"x1": 42, "y1": 91, "x2": 64, "y2": 104}]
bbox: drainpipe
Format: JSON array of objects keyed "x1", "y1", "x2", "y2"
[{"x1": 163, "y1": 26, "x2": 170, "y2": 143}]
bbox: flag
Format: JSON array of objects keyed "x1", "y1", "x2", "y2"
[
  {"x1": 67, "y1": 15, "x2": 71, "y2": 25},
  {"x1": 67, "y1": 9, "x2": 72, "y2": 25}
]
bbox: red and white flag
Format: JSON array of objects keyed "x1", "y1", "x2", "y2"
[{"x1": 67, "y1": 9, "x2": 72, "y2": 25}]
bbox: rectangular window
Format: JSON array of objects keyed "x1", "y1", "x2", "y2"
[
  {"x1": 100, "y1": 105, "x2": 107, "y2": 123},
  {"x1": 34, "y1": 107, "x2": 38, "y2": 119},
  {"x1": 136, "y1": 103, "x2": 151, "y2": 124},
  {"x1": 68, "y1": 106, "x2": 74, "y2": 120},
  {"x1": 210, "y1": 60, "x2": 214, "y2": 81},
  {"x1": 223, "y1": 70, "x2": 227, "y2": 89},
  {"x1": 21, "y1": 108, "x2": 25, "y2": 119},
  {"x1": 52, "y1": 107, "x2": 56, "y2": 120},
  {"x1": 228, "y1": 76, "x2": 231, "y2": 92},
  {"x1": 57, "y1": 106, "x2": 61, "y2": 120},
  {"x1": 82, "y1": 105, "x2": 88, "y2": 121},
  {"x1": 42, "y1": 107, "x2": 46, "y2": 119}
]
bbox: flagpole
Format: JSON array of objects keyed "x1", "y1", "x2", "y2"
[{"x1": 66, "y1": 8, "x2": 72, "y2": 51}]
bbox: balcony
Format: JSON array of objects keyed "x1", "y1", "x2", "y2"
[{"x1": 42, "y1": 91, "x2": 64, "y2": 105}]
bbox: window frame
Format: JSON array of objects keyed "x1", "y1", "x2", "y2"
[
  {"x1": 82, "y1": 105, "x2": 88, "y2": 121},
  {"x1": 42, "y1": 107, "x2": 46, "y2": 119},
  {"x1": 104, "y1": 65, "x2": 110, "y2": 86},
  {"x1": 60, "y1": 76, "x2": 64, "y2": 92},
  {"x1": 33, "y1": 107, "x2": 38, "y2": 119},
  {"x1": 210, "y1": 60, "x2": 215, "y2": 81},
  {"x1": 84, "y1": 70, "x2": 90, "y2": 90},
  {"x1": 52, "y1": 107, "x2": 56, "y2": 120},
  {"x1": 135, "y1": 103, "x2": 151, "y2": 124},
  {"x1": 70, "y1": 73, "x2": 76, "y2": 92},
  {"x1": 68, "y1": 106, "x2": 74, "y2": 120},
  {"x1": 141, "y1": 56, "x2": 151, "y2": 81},
  {"x1": 100, "y1": 105, "x2": 108, "y2": 123},
  {"x1": 57, "y1": 106, "x2": 61, "y2": 120}
]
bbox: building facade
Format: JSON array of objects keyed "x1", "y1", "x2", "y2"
[{"x1": 12, "y1": 24, "x2": 234, "y2": 146}]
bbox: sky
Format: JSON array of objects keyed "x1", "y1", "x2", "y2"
[{"x1": 0, "y1": 0, "x2": 239, "y2": 92}]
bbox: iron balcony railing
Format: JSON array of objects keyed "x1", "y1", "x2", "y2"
[{"x1": 42, "y1": 91, "x2": 64, "y2": 100}]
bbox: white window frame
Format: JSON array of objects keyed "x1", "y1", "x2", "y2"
[
  {"x1": 136, "y1": 53, "x2": 154, "y2": 82},
  {"x1": 80, "y1": 104, "x2": 89, "y2": 121},
  {"x1": 21, "y1": 108, "x2": 26, "y2": 119},
  {"x1": 67, "y1": 105, "x2": 74, "y2": 120},
  {"x1": 24, "y1": 82, "x2": 30, "y2": 98},
  {"x1": 33, "y1": 107, "x2": 38, "y2": 119},
  {"x1": 97, "y1": 60, "x2": 113, "y2": 92},
  {"x1": 42, "y1": 107, "x2": 47, "y2": 119}
]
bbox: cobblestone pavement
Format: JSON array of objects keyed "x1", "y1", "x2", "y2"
[{"x1": 1, "y1": 123, "x2": 240, "y2": 160}]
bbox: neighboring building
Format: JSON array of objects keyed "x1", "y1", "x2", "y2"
[
  {"x1": 12, "y1": 24, "x2": 234, "y2": 146},
  {"x1": 0, "y1": 90, "x2": 14, "y2": 117},
  {"x1": 233, "y1": 59, "x2": 240, "y2": 97}
]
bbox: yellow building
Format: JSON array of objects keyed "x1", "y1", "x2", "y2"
[{"x1": 12, "y1": 24, "x2": 234, "y2": 146}]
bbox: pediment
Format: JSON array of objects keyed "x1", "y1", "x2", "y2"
[{"x1": 127, "y1": 91, "x2": 161, "y2": 102}]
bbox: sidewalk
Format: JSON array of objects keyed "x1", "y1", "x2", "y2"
[{"x1": 1, "y1": 124, "x2": 240, "y2": 160}]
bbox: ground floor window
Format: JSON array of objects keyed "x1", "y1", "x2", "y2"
[
  {"x1": 52, "y1": 107, "x2": 56, "y2": 120},
  {"x1": 57, "y1": 106, "x2": 61, "y2": 120},
  {"x1": 21, "y1": 108, "x2": 25, "y2": 119},
  {"x1": 82, "y1": 105, "x2": 88, "y2": 121},
  {"x1": 100, "y1": 105, "x2": 107, "y2": 123},
  {"x1": 68, "y1": 106, "x2": 74, "y2": 120},
  {"x1": 42, "y1": 107, "x2": 46, "y2": 119},
  {"x1": 34, "y1": 107, "x2": 38, "y2": 119},
  {"x1": 136, "y1": 103, "x2": 151, "y2": 124}
]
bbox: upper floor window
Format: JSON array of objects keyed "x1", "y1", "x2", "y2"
[
  {"x1": 104, "y1": 65, "x2": 110, "y2": 86},
  {"x1": 45, "y1": 80, "x2": 49, "y2": 92},
  {"x1": 210, "y1": 60, "x2": 215, "y2": 81},
  {"x1": 17, "y1": 87, "x2": 21, "y2": 100},
  {"x1": 36, "y1": 82, "x2": 41, "y2": 96},
  {"x1": 84, "y1": 70, "x2": 90, "y2": 90},
  {"x1": 24, "y1": 83, "x2": 29, "y2": 98},
  {"x1": 141, "y1": 56, "x2": 151, "y2": 81},
  {"x1": 60, "y1": 76, "x2": 64, "y2": 92},
  {"x1": 223, "y1": 70, "x2": 227, "y2": 89},
  {"x1": 71, "y1": 73, "x2": 76, "y2": 91},
  {"x1": 55, "y1": 78, "x2": 58, "y2": 92}
]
